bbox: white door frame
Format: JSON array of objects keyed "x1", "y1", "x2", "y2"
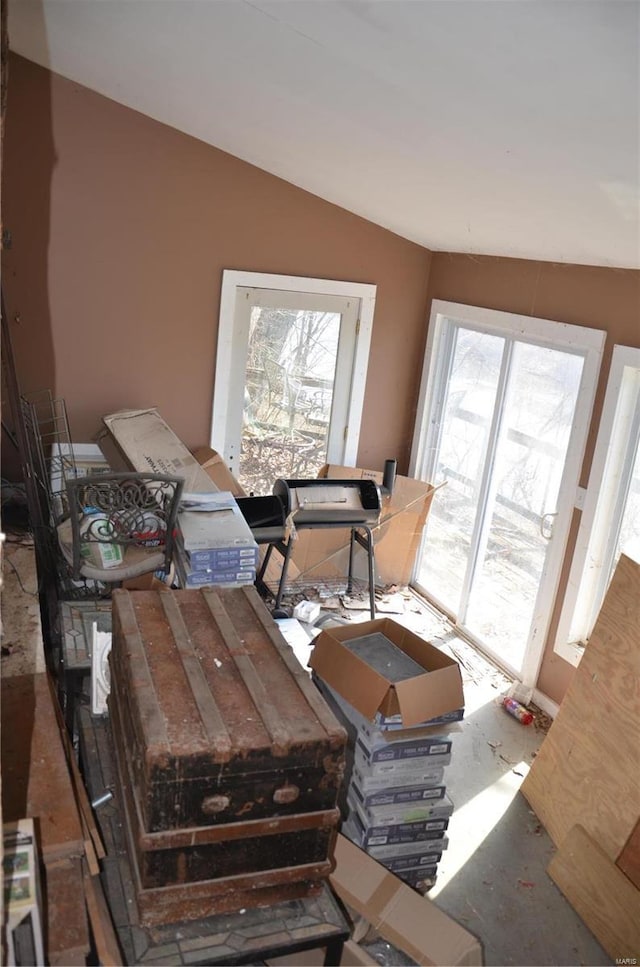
[
  {"x1": 211, "y1": 270, "x2": 376, "y2": 470},
  {"x1": 554, "y1": 344, "x2": 640, "y2": 666},
  {"x1": 410, "y1": 300, "x2": 605, "y2": 687}
]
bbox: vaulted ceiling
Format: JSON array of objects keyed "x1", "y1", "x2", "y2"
[{"x1": 8, "y1": 0, "x2": 640, "y2": 268}]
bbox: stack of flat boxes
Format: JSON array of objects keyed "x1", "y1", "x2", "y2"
[
  {"x1": 174, "y1": 492, "x2": 259, "y2": 588},
  {"x1": 108, "y1": 587, "x2": 346, "y2": 926},
  {"x1": 313, "y1": 632, "x2": 463, "y2": 890}
]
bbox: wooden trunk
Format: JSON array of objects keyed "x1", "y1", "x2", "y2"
[
  {"x1": 109, "y1": 672, "x2": 338, "y2": 889},
  {"x1": 108, "y1": 587, "x2": 345, "y2": 921}
]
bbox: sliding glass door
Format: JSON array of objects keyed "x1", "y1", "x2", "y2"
[{"x1": 411, "y1": 302, "x2": 604, "y2": 682}]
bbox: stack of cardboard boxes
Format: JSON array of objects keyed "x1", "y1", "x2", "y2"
[
  {"x1": 174, "y1": 491, "x2": 258, "y2": 588},
  {"x1": 309, "y1": 618, "x2": 464, "y2": 890}
]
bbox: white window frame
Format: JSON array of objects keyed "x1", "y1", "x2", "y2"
[
  {"x1": 554, "y1": 344, "x2": 640, "y2": 666},
  {"x1": 211, "y1": 271, "x2": 376, "y2": 469},
  {"x1": 410, "y1": 300, "x2": 605, "y2": 687}
]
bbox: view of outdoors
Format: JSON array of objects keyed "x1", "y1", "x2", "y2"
[
  {"x1": 238, "y1": 306, "x2": 341, "y2": 494},
  {"x1": 417, "y1": 326, "x2": 584, "y2": 672}
]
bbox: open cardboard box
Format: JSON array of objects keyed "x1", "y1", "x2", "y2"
[
  {"x1": 330, "y1": 834, "x2": 483, "y2": 966},
  {"x1": 191, "y1": 446, "x2": 247, "y2": 497},
  {"x1": 286, "y1": 464, "x2": 440, "y2": 587},
  {"x1": 309, "y1": 617, "x2": 464, "y2": 728}
]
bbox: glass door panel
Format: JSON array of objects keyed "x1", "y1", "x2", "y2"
[
  {"x1": 416, "y1": 328, "x2": 504, "y2": 612},
  {"x1": 464, "y1": 343, "x2": 584, "y2": 670},
  {"x1": 240, "y1": 307, "x2": 341, "y2": 494}
]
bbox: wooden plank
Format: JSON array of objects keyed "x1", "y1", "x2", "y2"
[
  {"x1": 159, "y1": 591, "x2": 232, "y2": 756},
  {"x1": 548, "y1": 824, "x2": 640, "y2": 962},
  {"x1": 521, "y1": 553, "x2": 640, "y2": 859},
  {"x1": 1, "y1": 674, "x2": 84, "y2": 861},
  {"x1": 45, "y1": 672, "x2": 106, "y2": 862},
  {"x1": 82, "y1": 859, "x2": 124, "y2": 967},
  {"x1": 111, "y1": 589, "x2": 169, "y2": 749},
  {"x1": 618, "y1": 819, "x2": 640, "y2": 890},
  {"x1": 202, "y1": 588, "x2": 293, "y2": 753}
]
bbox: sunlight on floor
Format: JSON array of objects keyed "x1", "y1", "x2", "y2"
[{"x1": 430, "y1": 758, "x2": 531, "y2": 900}]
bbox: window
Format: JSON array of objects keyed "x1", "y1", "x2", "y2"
[{"x1": 555, "y1": 345, "x2": 640, "y2": 665}]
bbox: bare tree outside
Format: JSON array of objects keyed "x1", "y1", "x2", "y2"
[{"x1": 239, "y1": 307, "x2": 341, "y2": 494}]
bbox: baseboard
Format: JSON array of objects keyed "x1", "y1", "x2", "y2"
[{"x1": 532, "y1": 688, "x2": 560, "y2": 719}]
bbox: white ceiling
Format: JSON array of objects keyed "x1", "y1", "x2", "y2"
[{"x1": 8, "y1": 0, "x2": 640, "y2": 268}]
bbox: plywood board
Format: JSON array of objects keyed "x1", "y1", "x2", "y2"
[
  {"x1": 521, "y1": 553, "x2": 640, "y2": 859},
  {"x1": 1, "y1": 674, "x2": 84, "y2": 860},
  {"x1": 618, "y1": 819, "x2": 640, "y2": 890},
  {"x1": 548, "y1": 825, "x2": 640, "y2": 962}
]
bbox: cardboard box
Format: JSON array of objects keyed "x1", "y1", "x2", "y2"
[
  {"x1": 174, "y1": 546, "x2": 256, "y2": 589},
  {"x1": 350, "y1": 791, "x2": 455, "y2": 827},
  {"x1": 177, "y1": 494, "x2": 258, "y2": 554},
  {"x1": 101, "y1": 408, "x2": 219, "y2": 496},
  {"x1": 283, "y1": 465, "x2": 441, "y2": 587},
  {"x1": 344, "y1": 813, "x2": 449, "y2": 848},
  {"x1": 352, "y1": 756, "x2": 446, "y2": 792},
  {"x1": 355, "y1": 731, "x2": 452, "y2": 765},
  {"x1": 309, "y1": 618, "x2": 464, "y2": 728},
  {"x1": 192, "y1": 446, "x2": 246, "y2": 497},
  {"x1": 330, "y1": 834, "x2": 483, "y2": 967},
  {"x1": 351, "y1": 781, "x2": 447, "y2": 810}
]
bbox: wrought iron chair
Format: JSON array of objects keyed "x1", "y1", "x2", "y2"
[{"x1": 57, "y1": 472, "x2": 184, "y2": 586}]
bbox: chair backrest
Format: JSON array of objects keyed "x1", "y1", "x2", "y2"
[{"x1": 65, "y1": 472, "x2": 184, "y2": 579}]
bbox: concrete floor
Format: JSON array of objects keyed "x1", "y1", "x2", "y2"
[
  {"x1": 283, "y1": 587, "x2": 612, "y2": 967},
  {"x1": 424, "y1": 633, "x2": 611, "y2": 967}
]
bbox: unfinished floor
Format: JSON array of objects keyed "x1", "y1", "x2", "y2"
[{"x1": 281, "y1": 585, "x2": 611, "y2": 967}]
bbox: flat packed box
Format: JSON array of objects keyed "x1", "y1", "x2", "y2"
[
  {"x1": 330, "y1": 835, "x2": 483, "y2": 966},
  {"x1": 355, "y1": 731, "x2": 452, "y2": 764},
  {"x1": 178, "y1": 493, "x2": 258, "y2": 553},
  {"x1": 367, "y1": 836, "x2": 447, "y2": 860},
  {"x1": 310, "y1": 618, "x2": 464, "y2": 728},
  {"x1": 342, "y1": 810, "x2": 449, "y2": 851},
  {"x1": 351, "y1": 781, "x2": 447, "y2": 810},
  {"x1": 344, "y1": 814, "x2": 449, "y2": 848},
  {"x1": 350, "y1": 791, "x2": 455, "y2": 827},
  {"x1": 343, "y1": 817, "x2": 443, "y2": 877},
  {"x1": 174, "y1": 547, "x2": 255, "y2": 589},
  {"x1": 101, "y1": 408, "x2": 219, "y2": 496},
  {"x1": 381, "y1": 853, "x2": 441, "y2": 875},
  {"x1": 352, "y1": 757, "x2": 445, "y2": 793},
  {"x1": 179, "y1": 540, "x2": 259, "y2": 571}
]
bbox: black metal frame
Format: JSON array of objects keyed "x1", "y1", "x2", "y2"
[
  {"x1": 64, "y1": 472, "x2": 184, "y2": 581},
  {"x1": 257, "y1": 521, "x2": 377, "y2": 619}
]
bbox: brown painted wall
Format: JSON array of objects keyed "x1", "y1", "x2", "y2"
[
  {"x1": 1, "y1": 54, "x2": 432, "y2": 474},
  {"x1": 425, "y1": 253, "x2": 640, "y2": 704}
]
